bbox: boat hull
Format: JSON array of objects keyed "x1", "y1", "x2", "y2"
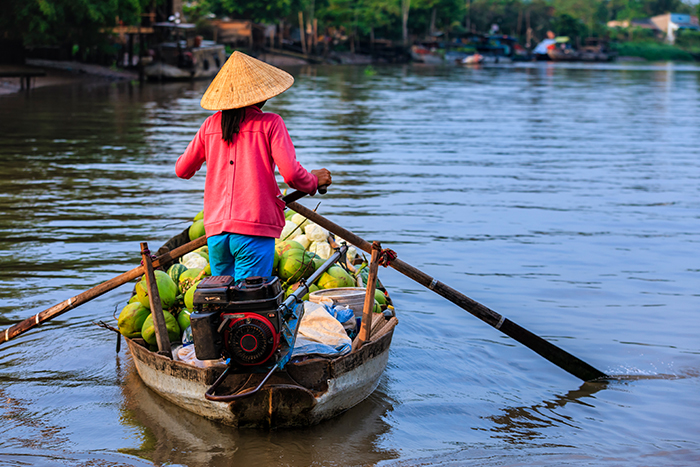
[
  {"x1": 144, "y1": 45, "x2": 226, "y2": 81},
  {"x1": 126, "y1": 316, "x2": 398, "y2": 428}
]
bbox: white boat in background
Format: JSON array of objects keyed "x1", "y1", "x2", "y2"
[{"x1": 462, "y1": 53, "x2": 485, "y2": 65}]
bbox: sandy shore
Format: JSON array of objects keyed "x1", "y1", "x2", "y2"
[{"x1": 0, "y1": 60, "x2": 137, "y2": 96}]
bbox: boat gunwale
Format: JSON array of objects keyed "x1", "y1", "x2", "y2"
[{"x1": 125, "y1": 316, "x2": 398, "y2": 391}]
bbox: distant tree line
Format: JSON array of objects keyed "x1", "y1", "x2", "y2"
[
  {"x1": 190, "y1": 0, "x2": 698, "y2": 46},
  {"x1": 1, "y1": 0, "x2": 698, "y2": 59}
]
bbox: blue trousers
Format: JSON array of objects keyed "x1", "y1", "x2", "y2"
[{"x1": 207, "y1": 233, "x2": 275, "y2": 281}]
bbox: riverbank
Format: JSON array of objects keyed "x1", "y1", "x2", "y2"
[
  {"x1": 0, "y1": 52, "x2": 373, "y2": 96},
  {"x1": 0, "y1": 60, "x2": 137, "y2": 96},
  {"x1": 611, "y1": 41, "x2": 698, "y2": 61}
]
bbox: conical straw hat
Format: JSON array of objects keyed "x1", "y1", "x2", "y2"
[{"x1": 200, "y1": 51, "x2": 294, "y2": 110}]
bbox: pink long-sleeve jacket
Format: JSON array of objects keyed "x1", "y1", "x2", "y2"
[{"x1": 175, "y1": 107, "x2": 318, "y2": 238}]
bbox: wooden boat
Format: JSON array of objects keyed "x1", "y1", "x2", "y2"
[
  {"x1": 143, "y1": 22, "x2": 226, "y2": 81},
  {"x1": 123, "y1": 228, "x2": 398, "y2": 428},
  {"x1": 578, "y1": 38, "x2": 616, "y2": 62}
]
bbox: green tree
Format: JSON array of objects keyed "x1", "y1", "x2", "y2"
[
  {"x1": 408, "y1": 0, "x2": 466, "y2": 36},
  {"x1": 210, "y1": 0, "x2": 295, "y2": 23},
  {"x1": 469, "y1": 0, "x2": 526, "y2": 36},
  {"x1": 1, "y1": 0, "x2": 156, "y2": 53},
  {"x1": 551, "y1": 13, "x2": 588, "y2": 39},
  {"x1": 551, "y1": 0, "x2": 599, "y2": 30},
  {"x1": 642, "y1": 0, "x2": 690, "y2": 15}
]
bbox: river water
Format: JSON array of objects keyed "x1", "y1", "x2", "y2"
[{"x1": 0, "y1": 62, "x2": 699, "y2": 466}]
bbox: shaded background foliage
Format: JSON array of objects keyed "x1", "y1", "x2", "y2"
[{"x1": 0, "y1": 0, "x2": 698, "y2": 58}]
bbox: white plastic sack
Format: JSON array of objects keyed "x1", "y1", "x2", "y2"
[
  {"x1": 291, "y1": 302, "x2": 352, "y2": 358},
  {"x1": 174, "y1": 345, "x2": 226, "y2": 368},
  {"x1": 292, "y1": 234, "x2": 311, "y2": 249},
  {"x1": 305, "y1": 224, "x2": 329, "y2": 243},
  {"x1": 280, "y1": 220, "x2": 300, "y2": 240},
  {"x1": 309, "y1": 241, "x2": 332, "y2": 259},
  {"x1": 180, "y1": 252, "x2": 208, "y2": 270},
  {"x1": 291, "y1": 213, "x2": 311, "y2": 231}
]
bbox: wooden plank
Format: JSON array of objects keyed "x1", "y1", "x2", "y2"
[
  {"x1": 140, "y1": 242, "x2": 172, "y2": 357},
  {"x1": 354, "y1": 242, "x2": 380, "y2": 350}
]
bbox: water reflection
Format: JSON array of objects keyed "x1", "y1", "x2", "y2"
[
  {"x1": 119, "y1": 360, "x2": 399, "y2": 466},
  {"x1": 487, "y1": 381, "x2": 608, "y2": 443}
]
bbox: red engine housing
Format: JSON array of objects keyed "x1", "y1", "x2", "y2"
[{"x1": 220, "y1": 312, "x2": 280, "y2": 367}]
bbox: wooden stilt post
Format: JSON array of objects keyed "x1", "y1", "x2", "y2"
[
  {"x1": 354, "y1": 241, "x2": 381, "y2": 350},
  {"x1": 299, "y1": 12, "x2": 307, "y2": 55},
  {"x1": 140, "y1": 242, "x2": 172, "y2": 358}
]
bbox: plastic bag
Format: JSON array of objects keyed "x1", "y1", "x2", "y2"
[{"x1": 291, "y1": 302, "x2": 352, "y2": 358}]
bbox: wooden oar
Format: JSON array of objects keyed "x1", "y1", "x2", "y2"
[
  {"x1": 286, "y1": 201, "x2": 608, "y2": 382},
  {"x1": 0, "y1": 236, "x2": 207, "y2": 346},
  {"x1": 0, "y1": 189, "x2": 318, "y2": 347}
]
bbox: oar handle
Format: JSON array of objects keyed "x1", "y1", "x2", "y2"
[{"x1": 282, "y1": 184, "x2": 329, "y2": 205}]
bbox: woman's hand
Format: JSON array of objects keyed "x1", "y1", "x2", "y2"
[{"x1": 311, "y1": 168, "x2": 332, "y2": 188}]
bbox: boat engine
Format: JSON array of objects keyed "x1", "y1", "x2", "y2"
[
  {"x1": 190, "y1": 275, "x2": 288, "y2": 369},
  {"x1": 191, "y1": 245, "x2": 348, "y2": 401}
]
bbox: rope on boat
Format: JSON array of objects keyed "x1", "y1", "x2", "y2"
[
  {"x1": 95, "y1": 321, "x2": 120, "y2": 333},
  {"x1": 139, "y1": 247, "x2": 158, "y2": 266},
  {"x1": 378, "y1": 248, "x2": 397, "y2": 267}
]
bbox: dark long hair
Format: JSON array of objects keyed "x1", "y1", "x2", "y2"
[{"x1": 221, "y1": 101, "x2": 266, "y2": 144}]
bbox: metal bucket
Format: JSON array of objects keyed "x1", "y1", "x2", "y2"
[{"x1": 308, "y1": 287, "x2": 367, "y2": 318}]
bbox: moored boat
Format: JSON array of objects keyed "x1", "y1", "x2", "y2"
[
  {"x1": 578, "y1": 38, "x2": 616, "y2": 62},
  {"x1": 144, "y1": 22, "x2": 226, "y2": 80},
  {"x1": 122, "y1": 227, "x2": 398, "y2": 428}
]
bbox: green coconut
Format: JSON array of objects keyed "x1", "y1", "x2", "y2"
[
  {"x1": 184, "y1": 280, "x2": 201, "y2": 310},
  {"x1": 285, "y1": 282, "x2": 320, "y2": 301},
  {"x1": 275, "y1": 240, "x2": 304, "y2": 257},
  {"x1": 374, "y1": 289, "x2": 387, "y2": 305},
  {"x1": 117, "y1": 302, "x2": 151, "y2": 338},
  {"x1": 278, "y1": 249, "x2": 317, "y2": 283},
  {"x1": 177, "y1": 309, "x2": 191, "y2": 333},
  {"x1": 284, "y1": 209, "x2": 295, "y2": 221},
  {"x1": 273, "y1": 249, "x2": 280, "y2": 276},
  {"x1": 305, "y1": 283, "x2": 321, "y2": 301},
  {"x1": 136, "y1": 271, "x2": 178, "y2": 310},
  {"x1": 135, "y1": 279, "x2": 148, "y2": 306},
  {"x1": 141, "y1": 311, "x2": 180, "y2": 346},
  {"x1": 189, "y1": 219, "x2": 206, "y2": 241},
  {"x1": 317, "y1": 266, "x2": 356, "y2": 289},
  {"x1": 307, "y1": 251, "x2": 326, "y2": 270},
  {"x1": 178, "y1": 268, "x2": 203, "y2": 293},
  {"x1": 128, "y1": 294, "x2": 140, "y2": 304},
  {"x1": 194, "y1": 210, "x2": 204, "y2": 221}
]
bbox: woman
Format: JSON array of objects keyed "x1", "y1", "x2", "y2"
[{"x1": 176, "y1": 52, "x2": 331, "y2": 280}]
